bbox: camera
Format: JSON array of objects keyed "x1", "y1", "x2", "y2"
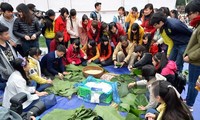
[{"x1": 10, "y1": 92, "x2": 45, "y2": 120}]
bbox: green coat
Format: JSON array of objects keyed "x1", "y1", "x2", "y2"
[{"x1": 183, "y1": 24, "x2": 200, "y2": 66}]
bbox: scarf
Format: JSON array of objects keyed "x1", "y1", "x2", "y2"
[{"x1": 190, "y1": 15, "x2": 200, "y2": 27}]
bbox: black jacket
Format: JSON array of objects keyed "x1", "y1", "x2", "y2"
[
  {"x1": 13, "y1": 18, "x2": 41, "y2": 41},
  {"x1": 133, "y1": 53, "x2": 152, "y2": 68}
]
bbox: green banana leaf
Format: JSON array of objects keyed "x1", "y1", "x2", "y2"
[
  {"x1": 94, "y1": 105, "x2": 125, "y2": 120},
  {"x1": 120, "y1": 93, "x2": 137, "y2": 106},
  {"x1": 42, "y1": 109, "x2": 75, "y2": 120},
  {"x1": 125, "y1": 113, "x2": 141, "y2": 120},
  {"x1": 119, "y1": 103, "x2": 130, "y2": 112}
]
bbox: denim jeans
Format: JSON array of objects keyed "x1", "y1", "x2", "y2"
[
  {"x1": 22, "y1": 40, "x2": 39, "y2": 54},
  {"x1": 45, "y1": 38, "x2": 53, "y2": 53},
  {"x1": 186, "y1": 63, "x2": 200, "y2": 106},
  {"x1": 169, "y1": 44, "x2": 186, "y2": 72}
]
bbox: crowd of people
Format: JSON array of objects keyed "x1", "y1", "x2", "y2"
[{"x1": 0, "y1": 0, "x2": 200, "y2": 119}]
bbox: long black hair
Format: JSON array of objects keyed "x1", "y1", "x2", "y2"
[
  {"x1": 141, "y1": 64, "x2": 156, "y2": 81},
  {"x1": 27, "y1": 47, "x2": 42, "y2": 58},
  {"x1": 142, "y1": 33, "x2": 152, "y2": 52},
  {"x1": 73, "y1": 39, "x2": 80, "y2": 52},
  {"x1": 55, "y1": 31, "x2": 64, "y2": 44},
  {"x1": 12, "y1": 58, "x2": 30, "y2": 85},
  {"x1": 45, "y1": 9, "x2": 55, "y2": 31},
  {"x1": 143, "y1": 3, "x2": 154, "y2": 20},
  {"x1": 152, "y1": 80, "x2": 193, "y2": 120},
  {"x1": 170, "y1": 9, "x2": 178, "y2": 19},
  {"x1": 153, "y1": 52, "x2": 168, "y2": 73},
  {"x1": 100, "y1": 35, "x2": 109, "y2": 56},
  {"x1": 130, "y1": 23, "x2": 140, "y2": 44},
  {"x1": 69, "y1": 9, "x2": 76, "y2": 29},
  {"x1": 16, "y1": 3, "x2": 32, "y2": 25},
  {"x1": 87, "y1": 40, "x2": 96, "y2": 56}
]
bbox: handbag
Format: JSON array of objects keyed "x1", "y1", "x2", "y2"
[{"x1": 40, "y1": 94, "x2": 57, "y2": 109}]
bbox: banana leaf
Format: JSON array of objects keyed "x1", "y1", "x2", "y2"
[
  {"x1": 119, "y1": 103, "x2": 130, "y2": 112},
  {"x1": 42, "y1": 109, "x2": 75, "y2": 120},
  {"x1": 120, "y1": 93, "x2": 137, "y2": 106},
  {"x1": 125, "y1": 113, "x2": 141, "y2": 120},
  {"x1": 94, "y1": 105, "x2": 125, "y2": 120}
]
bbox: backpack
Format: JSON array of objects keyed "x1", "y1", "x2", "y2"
[{"x1": 174, "y1": 72, "x2": 187, "y2": 94}]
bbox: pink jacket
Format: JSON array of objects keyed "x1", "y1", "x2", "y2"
[{"x1": 161, "y1": 60, "x2": 177, "y2": 76}]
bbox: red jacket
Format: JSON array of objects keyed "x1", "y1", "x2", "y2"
[
  {"x1": 150, "y1": 43, "x2": 158, "y2": 56},
  {"x1": 54, "y1": 15, "x2": 70, "y2": 42},
  {"x1": 141, "y1": 18, "x2": 156, "y2": 37},
  {"x1": 110, "y1": 23, "x2": 126, "y2": 46},
  {"x1": 66, "y1": 44, "x2": 85, "y2": 65},
  {"x1": 87, "y1": 20, "x2": 101, "y2": 42},
  {"x1": 50, "y1": 39, "x2": 64, "y2": 52}
]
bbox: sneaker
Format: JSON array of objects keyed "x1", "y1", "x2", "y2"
[
  {"x1": 114, "y1": 65, "x2": 118, "y2": 68},
  {"x1": 187, "y1": 106, "x2": 193, "y2": 112}
]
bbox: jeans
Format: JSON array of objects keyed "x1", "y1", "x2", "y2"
[
  {"x1": 45, "y1": 38, "x2": 53, "y2": 53},
  {"x1": 186, "y1": 63, "x2": 200, "y2": 106},
  {"x1": 169, "y1": 44, "x2": 186, "y2": 72},
  {"x1": 36, "y1": 83, "x2": 52, "y2": 92},
  {"x1": 22, "y1": 40, "x2": 39, "y2": 54}
]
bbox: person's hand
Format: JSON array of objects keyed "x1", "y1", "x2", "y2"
[
  {"x1": 120, "y1": 61, "x2": 125, "y2": 68},
  {"x1": 128, "y1": 82, "x2": 136, "y2": 88},
  {"x1": 114, "y1": 61, "x2": 118, "y2": 66},
  {"x1": 83, "y1": 55, "x2": 87, "y2": 59},
  {"x1": 58, "y1": 73, "x2": 64, "y2": 80},
  {"x1": 30, "y1": 116, "x2": 36, "y2": 120},
  {"x1": 46, "y1": 79, "x2": 53, "y2": 84},
  {"x1": 100, "y1": 58, "x2": 104, "y2": 62},
  {"x1": 9, "y1": 40, "x2": 17, "y2": 47},
  {"x1": 128, "y1": 65, "x2": 133, "y2": 71},
  {"x1": 24, "y1": 35, "x2": 31, "y2": 40},
  {"x1": 183, "y1": 56, "x2": 189, "y2": 62},
  {"x1": 72, "y1": 61, "x2": 76, "y2": 64},
  {"x1": 63, "y1": 71, "x2": 70, "y2": 75},
  {"x1": 87, "y1": 59, "x2": 92, "y2": 64},
  {"x1": 31, "y1": 34, "x2": 36, "y2": 40},
  {"x1": 138, "y1": 105, "x2": 146, "y2": 110},
  {"x1": 145, "y1": 113, "x2": 156, "y2": 120},
  {"x1": 196, "y1": 81, "x2": 200, "y2": 87},
  {"x1": 36, "y1": 91, "x2": 48, "y2": 96}
]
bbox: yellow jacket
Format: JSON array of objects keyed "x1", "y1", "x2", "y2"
[
  {"x1": 161, "y1": 30, "x2": 174, "y2": 56},
  {"x1": 28, "y1": 56, "x2": 48, "y2": 84},
  {"x1": 156, "y1": 103, "x2": 166, "y2": 120},
  {"x1": 81, "y1": 45, "x2": 100, "y2": 61},
  {"x1": 125, "y1": 13, "x2": 138, "y2": 30},
  {"x1": 112, "y1": 41, "x2": 134, "y2": 63},
  {"x1": 128, "y1": 25, "x2": 144, "y2": 45},
  {"x1": 44, "y1": 21, "x2": 55, "y2": 39}
]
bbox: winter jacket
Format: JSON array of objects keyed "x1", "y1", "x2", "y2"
[
  {"x1": 67, "y1": 18, "x2": 80, "y2": 38},
  {"x1": 13, "y1": 18, "x2": 41, "y2": 41},
  {"x1": 113, "y1": 41, "x2": 134, "y2": 63},
  {"x1": 97, "y1": 43, "x2": 112, "y2": 61},
  {"x1": 0, "y1": 42, "x2": 17, "y2": 79},
  {"x1": 66, "y1": 44, "x2": 85, "y2": 65},
  {"x1": 125, "y1": 13, "x2": 138, "y2": 31},
  {"x1": 141, "y1": 16, "x2": 156, "y2": 37},
  {"x1": 183, "y1": 23, "x2": 200, "y2": 66},
  {"x1": 128, "y1": 25, "x2": 144, "y2": 45},
  {"x1": 110, "y1": 23, "x2": 126, "y2": 47},
  {"x1": 50, "y1": 39, "x2": 64, "y2": 52},
  {"x1": 81, "y1": 45, "x2": 100, "y2": 61},
  {"x1": 162, "y1": 18, "x2": 192, "y2": 45},
  {"x1": 87, "y1": 20, "x2": 101, "y2": 42},
  {"x1": 42, "y1": 18, "x2": 55, "y2": 39},
  {"x1": 54, "y1": 15, "x2": 70, "y2": 42},
  {"x1": 28, "y1": 56, "x2": 48, "y2": 84},
  {"x1": 133, "y1": 53, "x2": 152, "y2": 68},
  {"x1": 150, "y1": 43, "x2": 159, "y2": 56},
  {"x1": 161, "y1": 60, "x2": 177, "y2": 76}
]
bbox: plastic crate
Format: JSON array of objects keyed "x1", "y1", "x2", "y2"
[{"x1": 77, "y1": 76, "x2": 113, "y2": 104}]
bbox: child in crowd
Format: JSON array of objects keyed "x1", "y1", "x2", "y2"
[
  {"x1": 66, "y1": 39, "x2": 87, "y2": 65},
  {"x1": 81, "y1": 40, "x2": 100, "y2": 64},
  {"x1": 145, "y1": 80, "x2": 193, "y2": 120},
  {"x1": 128, "y1": 65, "x2": 166, "y2": 111},
  {"x1": 50, "y1": 32, "x2": 65, "y2": 52},
  {"x1": 27, "y1": 47, "x2": 52, "y2": 91},
  {"x1": 97, "y1": 35, "x2": 113, "y2": 66},
  {"x1": 41, "y1": 45, "x2": 68, "y2": 80}
]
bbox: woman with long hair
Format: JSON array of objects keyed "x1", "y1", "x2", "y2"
[
  {"x1": 67, "y1": 9, "x2": 80, "y2": 44},
  {"x1": 78, "y1": 14, "x2": 90, "y2": 45},
  {"x1": 97, "y1": 35, "x2": 113, "y2": 66},
  {"x1": 2, "y1": 58, "x2": 47, "y2": 111},
  {"x1": 42, "y1": 9, "x2": 56, "y2": 53},
  {"x1": 54, "y1": 7, "x2": 70, "y2": 47},
  {"x1": 145, "y1": 80, "x2": 193, "y2": 120},
  {"x1": 141, "y1": 3, "x2": 156, "y2": 37},
  {"x1": 13, "y1": 3, "x2": 41, "y2": 54},
  {"x1": 81, "y1": 40, "x2": 100, "y2": 64},
  {"x1": 128, "y1": 23, "x2": 144, "y2": 45}
]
